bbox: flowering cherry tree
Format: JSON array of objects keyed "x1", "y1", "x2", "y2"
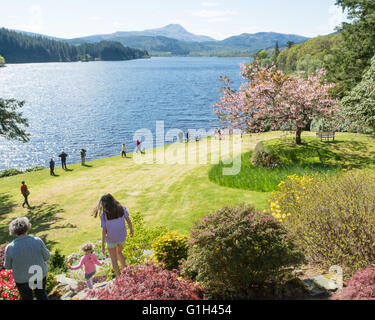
[{"x1": 214, "y1": 60, "x2": 339, "y2": 145}]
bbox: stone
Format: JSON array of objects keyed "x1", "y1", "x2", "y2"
[
  {"x1": 61, "y1": 290, "x2": 74, "y2": 300},
  {"x1": 303, "y1": 279, "x2": 327, "y2": 297},
  {"x1": 55, "y1": 274, "x2": 79, "y2": 291},
  {"x1": 312, "y1": 275, "x2": 339, "y2": 292}
]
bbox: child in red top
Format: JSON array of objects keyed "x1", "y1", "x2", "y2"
[{"x1": 68, "y1": 242, "x2": 104, "y2": 289}]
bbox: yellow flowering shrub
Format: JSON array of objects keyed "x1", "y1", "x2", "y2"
[
  {"x1": 268, "y1": 174, "x2": 322, "y2": 223},
  {"x1": 266, "y1": 170, "x2": 375, "y2": 277},
  {"x1": 152, "y1": 231, "x2": 188, "y2": 270}
]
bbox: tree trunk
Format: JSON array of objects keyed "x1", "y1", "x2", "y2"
[{"x1": 296, "y1": 129, "x2": 302, "y2": 145}]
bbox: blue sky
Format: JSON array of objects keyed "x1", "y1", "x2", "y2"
[{"x1": 1, "y1": 0, "x2": 347, "y2": 40}]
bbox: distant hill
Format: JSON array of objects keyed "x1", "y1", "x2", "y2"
[
  {"x1": 221, "y1": 32, "x2": 310, "y2": 51},
  {"x1": 0, "y1": 28, "x2": 149, "y2": 64},
  {"x1": 67, "y1": 25, "x2": 309, "y2": 57}
]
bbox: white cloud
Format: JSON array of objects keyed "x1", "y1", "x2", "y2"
[
  {"x1": 89, "y1": 16, "x2": 103, "y2": 21},
  {"x1": 329, "y1": 5, "x2": 346, "y2": 31},
  {"x1": 192, "y1": 10, "x2": 236, "y2": 19},
  {"x1": 201, "y1": 2, "x2": 219, "y2": 7},
  {"x1": 310, "y1": 5, "x2": 347, "y2": 37},
  {"x1": 10, "y1": 5, "x2": 43, "y2": 32}
]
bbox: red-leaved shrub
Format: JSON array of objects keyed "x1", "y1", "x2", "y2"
[
  {"x1": 332, "y1": 266, "x2": 375, "y2": 300},
  {"x1": 85, "y1": 263, "x2": 204, "y2": 300}
]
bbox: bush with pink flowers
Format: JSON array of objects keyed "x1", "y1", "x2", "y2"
[
  {"x1": 333, "y1": 266, "x2": 375, "y2": 300},
  {"x1": 86, "y1": 262, "x2": 204, "y2": 300}
]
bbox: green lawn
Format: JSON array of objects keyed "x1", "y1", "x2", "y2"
[
  {"x1": 209, "y1": 132, "x2": 375, "y2": 192},
  {"x1": 1, "y1": 131, "x2": 374, "y2": 255}
]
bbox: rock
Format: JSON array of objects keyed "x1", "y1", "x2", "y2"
[
  {"x1": 48, "y1": 286, "x2": 66, "y2": 300},
  {"x1": 312, "y1": 275, "x2": 339, "y2": 292},
  {"x1": 72, "y1": 280, "x2": 114, "y2": 300},
  {"x1": 61, "y1": 290, "x2": 74, "y2": 300},
  {"x1": 303, "y1": 279, "x2": 327, "y2": 297},
  {"x1": 55, "y1": 274, "x2": 79, "y2": 291}
]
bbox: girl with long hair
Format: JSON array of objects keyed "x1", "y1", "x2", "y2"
[{"x1": 93, "y1": 194, "x2": 133, "y2": 278}]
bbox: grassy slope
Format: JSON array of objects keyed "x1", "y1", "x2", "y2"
[
  {"x1": 0, "y1": 132, "x2": 284, "y2": 254},
  {"x1": 1, "y1": 131, "x2": 373, "y2": 255}
]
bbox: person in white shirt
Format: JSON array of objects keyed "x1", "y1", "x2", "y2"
[{"x1": 121, "y1": 143, "x2": 127, "y2": 158}]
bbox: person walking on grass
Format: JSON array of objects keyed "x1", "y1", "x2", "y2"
[
  {"x1": 58, "y1": 151, "x2": 68, "y2": 170},
  {"x1": 3, "y1": 217, "x2": 50, "y2": 300},
  {"x1": 121, "y1": 143, "x2": 127, "y2": 158},
  {"x1": 68, "y1": 242, "x2": 104, "y2": 290},
  {"x1": 49, "y1": 158, "x2": 55, "y2": 176},
  {"x1": 81, "y1": 149, "x2": 87, "y2": 166},
  {"x1": 93, "y1": 194, "x2": 133, "y2": 278},
  {"x1": 136, "y1": 139, "x2": 144, "y2": 154},
  {"x1": 20, "y1": 181, "x2": 31, "y2": 208}
]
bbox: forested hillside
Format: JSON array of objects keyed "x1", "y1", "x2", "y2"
[
  {"x1": 0, "y1": 28, "x2": 149, "y2": 63},
  {"x1": 276, "y1": 33, "x2": 343, "y2": 73}
]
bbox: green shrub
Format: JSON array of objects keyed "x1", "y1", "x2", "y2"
[
  {"x1": 152, "y1": 231, "x2": 188, "y2": 270},
  {"x1": 46, "y1": 273, "x2": 58, "y2": 294},
  {"x1": 0, "y1": 169, "x2": 23, "y2": 178},
  {"x1": 49, "y1": 249, "x2": 68, "y2": 274},
  {"x1": 25, "y1": 166, "x2": 46, "y2": 173},
  {"x1": 122, "y1": 212, "x2": 167, "y2": 265},
  {"x1": 182, "y1": 205, "x2": 305, "y2": 299},
  {"x1": 251, "y1": 142, "x2": 280, "y2": 168},
  {"x1": 268, "y1": 170, "x2": 375, "y2": 278}
]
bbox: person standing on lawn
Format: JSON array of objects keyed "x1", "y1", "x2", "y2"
[
  {"x1": 20, "y1": 181, "x2": 31, "y2": 208},
  {"x1": 68, "y1": 242, "x2": 104, "y2": 290},
  {"x1": 49, "y1": 158, "x2": 55, "y2": 176},
  {"x1": 136, "y1": 139, "x2": 144, "y2": 154},
  {"x1": 93, "y1": 194, "x2": 133, "y2": 278},
  {"x1": 58, "y1": 151, "x2": 68, "y2": 170},
  {"x1": 121, "y1": 143, "x2": 127, "y2": 158},
  {"x1": 81, "y1": 149, "x2": 87, "y2": 166},
  {"x1": 3, "y1": 217, "x2": 50, "y2": 300}
]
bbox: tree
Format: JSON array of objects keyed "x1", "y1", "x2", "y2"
[
  {"x1": 341, "y1": 55, "x2": 375, "y2": 132},
  {"x1": 287, "y1": 41, "x2": 295, "y2": 49},
  {"x1": 326, "y1": 0, "x2": 375, "y2": 98},
  {"x1": 0, "y1": 98, "x2": 30, "y2": 142},
  {"x1": 214, "y1": 60, "x2": 339, "y2": 145},
  {"x1": 0, "y1": 55, "x2": 4, "y2": 67},
  {"x1": 256, "y1": 49, "x2": 268, "y2": 60},
  {"x1": 270, "y1": 41, "x2": 280, "y2": 63}
]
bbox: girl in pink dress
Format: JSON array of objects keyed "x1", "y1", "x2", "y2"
[{"x1": 68, "y1": 242, "x2": 104, "y2": 289}]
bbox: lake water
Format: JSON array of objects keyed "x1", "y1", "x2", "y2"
[{"x1": 0, "y1": 57, "x2": 248, "y2": 171}]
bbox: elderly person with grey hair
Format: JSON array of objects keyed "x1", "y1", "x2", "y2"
[{"x1": 3, "y1": 217, "x2": 50, "y2": 300}]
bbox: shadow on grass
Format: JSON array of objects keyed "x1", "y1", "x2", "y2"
[
  {"x1": 0, "y1": 202, "x2": 77, "y2": 249},
  {"x1": 268, "y1": 138, "x2": 375, "y2": 169},
  {"x1": 0, "y1": 194, "x2": 16, "y2": 218},
  {"x1": 208, "y1": 136, "x2": 375, "y2": 193}
]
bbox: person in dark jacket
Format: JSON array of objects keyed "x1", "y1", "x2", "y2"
[
  {"x1": 49, "y1": 158, "x2": 55, "y2": 176},
  {"x1": 58, "y1": 151, "x2": 68, "y2": 170},
  {"x1": 81, "y1": 149, "x2": 87, "y2": 166}
]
